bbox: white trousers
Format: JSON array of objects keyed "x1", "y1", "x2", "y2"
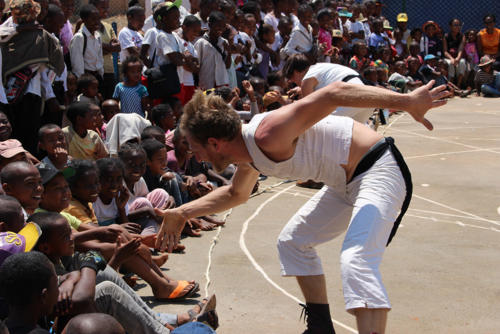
[{"x1": 277, "y1": 150, "x2": 406, "y2": 312}]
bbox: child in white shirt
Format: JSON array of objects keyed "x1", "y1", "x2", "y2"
[{"x1": 118, "y1": 6, "x2": 145, "y2": 62}]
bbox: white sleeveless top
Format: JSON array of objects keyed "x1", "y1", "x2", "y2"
[{"x1": 242, "y1": 113, "x2": 353, "y2": 192}]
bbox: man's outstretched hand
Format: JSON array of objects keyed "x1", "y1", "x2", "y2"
[
  {"x1": 406, "y1": 80, "x2": 451, "y2": 131},
  {"x1": 154, "y1": 208, "x2": 186, "y2": 252}
]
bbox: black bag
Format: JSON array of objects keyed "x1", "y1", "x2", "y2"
[{"x1": 144, "y1": 44, "x2": 181, "y2": 99}]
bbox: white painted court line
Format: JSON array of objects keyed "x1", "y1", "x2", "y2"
[
  {"x1": 405, "y1": 214, "x2": 500, "y2": 233},
  {"x1": 413, "y1": 194, "x2": 500, "y2": 226},
  {"x1": 389, "y1": 128, "x2": 500, "y2": 155},
  {"x1": 240, "y1": 184, "x2": 358, "y2": 334},
  {"x1": 409, "y1": 208, "x2": 500, "y2": 223},
  {"x1": 405, "y1": 148, "x2": 500, "y2": 160}
]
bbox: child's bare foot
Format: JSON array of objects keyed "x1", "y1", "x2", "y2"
[
  {"x1": 152, "y1": 253, "x2": 169, "y2": 267},
  {"x1": 191, "y1": 218, "x2": 217, "y2": 231},
  {"x1": 182, "y1": 219, "x2": 202, "y2": 237},
  {"x1": 201, "y1": 215, "x2": 225, "y2": 226}
]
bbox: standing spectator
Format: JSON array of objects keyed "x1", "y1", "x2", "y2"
[
  {"x1": 91, "y1": 0, "x2": 121, "y2": 99},
  {"x1": 420, "y1": 20, "x2": 443, "y2": 57},
  {"x1": 368, "y1": 18, "x2": 389, "y2": 52},
  {"x1": 317, "y1": 8, "x2": 333, "y2": 56},
  {"x1": 59, "y1": 0, "x2": 74, "y2": 69},
  {"x1": 270, "y1": 16, "x2": 292, "y2": 71},
  {"x1": 477, "y1": 14, "x2": 500, "y2": 70},
  {"x1": 118, "y1": 6, "x2": 146, "y2": 62},
  {"x1": 283, "y1": 4, "x2": 315, "y2": 62},
  {"x1": 195, "y1": 0, "x2": 218, "y2": 31},
  {"x1": 113, "y1": 56, "x2": 150, "y2": 117},
  {"x1": 194, "y1": 11, "x2": 231, "y2": 90},
  {"x1": 70, "y1": 4, "x2": 104, "y2": 81},
  {"x1": 264, "y1": 0, "x2": 288, "y2": 32},
  {"x1": 396, "y1": 13, "x2": 411, "y2": 47},
  {"x1": 2, "y1": 0, "x2": 64, "y2": 154},
  {"x1": 443, "y1": 18, "x2": 466, "y2": 88},
  {"x1": 177, "y1": 15, "x2": 201, "y2": 105},
  {"x1": 345, "y1": 4, "x2": 364, "y2": 43}
]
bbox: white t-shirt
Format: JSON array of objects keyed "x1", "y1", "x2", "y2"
[
  {"x1": 302, "y1": 63, "x2": 361, "y2": 90},
  {"x1": 154, "y1": 30, "x2": 183, "y2": 67},
  {"x1": 177, "y1": 34, "x2": 198, "y2": 86},
  {"x1": 118, "y1": 27, "x2": 144, "y2": 62},
  {"x1": 345, "y1": 20, "x2": 364, "y2": 43},
  {"x1": 142, "y1": 27, "x2": 160, "y2": 62},
  {"x1": 125, "y1": 177, "x2": 149, "y2": 207},
  {"x1": 143, "y1": 15, "x2": 156, "y2": 33},
  {"x1": 93, "y1": 197, "x2": 129, "y2": 225}
]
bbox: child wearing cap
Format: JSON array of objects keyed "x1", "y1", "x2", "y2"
[
  {"x1": 396, "y1": 13, "x2": 410, "y2": 46},
  {"x1": 118, "y1": 6, "x2": 145, "y2": 62},
  {"x1": 0, "y1": 139, "x2": 30, "y2": 171}
]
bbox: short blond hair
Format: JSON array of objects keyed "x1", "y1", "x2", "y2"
[{"x1": 180, "y1": 90, "x2": 241, "y2": 144}]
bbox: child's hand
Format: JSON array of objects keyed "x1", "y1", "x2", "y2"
[
  {"x1": 160, "y1": 172, "x2": 175, "y2": 182},
  {"x1": 163, "y1": 196, "x2": 176, "y2": 209},
  {"x1": 56, "y1": 279, "x2": 76, "y2": 315},
  {"x1": 122, "y1": 222, "x2": 142, "y2": 234},
  {"x1": 116, "y1": 186, "x2": 130, "y2": 209},
  {"x1": 140, "y1": 234, "x2": 157, "y2": 248},
  {"x1": 97, "y1": 225, "x2": 121, "y2": 242},
  {"x1": 108, "y1": 236, "x2": 141, "y2": 270},
  {"x1": 52, "y1": 146, "x2": 68, "y2": 164},
  {"x1": 287, "y1": 86, "x2": 302, "y2": 100},
  {"x1": 242, "y1": 80, "x2": 254, "y2": 95}
]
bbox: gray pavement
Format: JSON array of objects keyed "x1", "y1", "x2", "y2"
[{"x1": 138, "y1": 96, "x2": 500, "y2": 334}]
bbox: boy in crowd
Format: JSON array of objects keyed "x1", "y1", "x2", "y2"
[
  {"x1": 194, "y1": 11, "x2": 231, "y2": 90},
  {"x1": 91, "y1": 0, "x2": 121, "y2": 99},
  {"x1": 0, "y1": 139, "x2": 31, "y2": 171},
  {"x1": 38, "y1": 124, "x2": 70, "y2": 170},
  {"x1": 178, "y1": 15, "x2": 201, "y2": 105},
  {"x1": 118, "y1": 6, "x2": 146, "y2": 62},
  {"x1": 0, "y1": 252, "x2": 58, "y2": 334},
  {"x1": 1, "y1": 161, "x2": 43, "y2": 218},
  {"x1": 76, "y1": 73, "x2": 102, "y2": 106},
  {"x1": 62, "y1": 102, "x2": 108, "y2": 160},
  {"x1": 283, "y1": 4, "x2": 315, "y2": 61},
  {"x1": 70, "y1": 4, "x2": 104, "y2": 80}
]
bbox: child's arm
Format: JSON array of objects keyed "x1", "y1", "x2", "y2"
[
  {"x1": 141, "y1": 96, "x2": 151, "y2": 115},
  {"x1": 107, "y1": 236, "x2": 140, "y2": 270},
  {"x1": 127, "y1": 206, "x2": 156, "y2": 221},
  {"x1": 55, "y1": 270, "x2": 81, "y2": 316},
  {"x1": 140, "y1": 44, "x2": 152, "y2": 67},
  {"x1": 95, "y1": 135, "x2": 109, "y2": 159}
]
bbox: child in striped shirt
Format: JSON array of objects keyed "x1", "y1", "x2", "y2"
[{"x1": 113, "y1": 56, "x2": 150, "y2": 117}]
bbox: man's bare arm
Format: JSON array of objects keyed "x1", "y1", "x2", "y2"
[
  {"x1": 155, "y1": 163, "x2": 260, "y2": 252},
  {"x1": 257, "y1": 81, "x2": 450, "y2": 154}
]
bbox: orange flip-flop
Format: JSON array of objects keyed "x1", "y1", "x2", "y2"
[{"x1": 156, "y1": 281, "x2": 199, "y2": 301}]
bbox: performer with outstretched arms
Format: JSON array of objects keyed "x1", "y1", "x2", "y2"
[{"x1": 155, "y1": 80, "x2": 449, "y2": 334}]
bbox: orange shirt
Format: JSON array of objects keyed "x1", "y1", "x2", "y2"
[{"x1": 479, "y1": 28, "x2": 500, "y2": 55}]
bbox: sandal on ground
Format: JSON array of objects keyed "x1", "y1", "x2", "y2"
[
  {"x1": 156, "y1": 281, "x2": 200, "y2": 301},
  {"x1": 187, "y1": 294, "x2": 217, "y2": 321}
]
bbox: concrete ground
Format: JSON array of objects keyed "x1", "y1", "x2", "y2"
[{"x1": 137, "y1": 96, "x2": 500, "y2": 334}]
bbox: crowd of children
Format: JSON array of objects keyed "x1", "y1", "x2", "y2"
[{"x1": 0, "y1": 0, "x2": 498, "y2": 332}]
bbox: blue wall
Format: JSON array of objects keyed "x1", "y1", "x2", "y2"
[{"x1": 381, "y1": 0, "x2": 499, "y2": 33}]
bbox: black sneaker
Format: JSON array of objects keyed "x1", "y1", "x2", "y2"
[{"x1": 300, "y1": 303, "x2": 336, "y2": 334}]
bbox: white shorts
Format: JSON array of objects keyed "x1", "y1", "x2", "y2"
[{"x1": 277, "y1": 149, "x2": 406, "y2": 312}]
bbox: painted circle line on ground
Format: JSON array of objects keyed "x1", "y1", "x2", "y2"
[{"x1": 239, "y1": 183, "x2": 358, "y2": 334}]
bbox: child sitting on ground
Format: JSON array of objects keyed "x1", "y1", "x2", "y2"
[
  {"x1": 1, "y1": 161, "x2": 43, "y2": 217},
  {"x1": 0, "y1": 139, "x2": 32, "y2": 171},
  {"x1": 388, "y1": 60, "x2": 422, "y2": 92},
  {"x1": 38, "y1": 124, "x2": 70, "y2": 170},
  {"x1": 76, "y1": 73, "x2": 102, "y2": 106},
  {"x1": 31, "y1": 211, "x2": 216, "y2": 332},
  {"x1": 113, "y1": 56, "x2": 150, "y2": 117},
  {"x1": 0, "y1": 252, "x2": 59, "y2": 334},
  {"x1": 118, "y1": 6, "x2": 145, "y2": 62},
  {"x1": 150, "y1": 103, "x2": 177, "y2": 139},
  {"x1": 36, "y1": 162, "x2": 194, "y2": 300},
  {"x1": 62, "y1": 101, "x2": 109, "y2": 160}
]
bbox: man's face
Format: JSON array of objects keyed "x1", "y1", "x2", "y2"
[{"x1": 185, "y1": 133, "x2": 230, "y2": 173}]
